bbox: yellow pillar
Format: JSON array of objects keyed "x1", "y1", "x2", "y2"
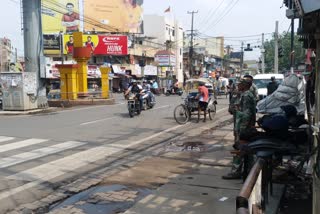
[
  {"x1": 100, "y1": 67, "x2": 111, "y2": 99},
  {"x1": 76, "y1": 59, "x2": 88, "y2": 95},
  {"x1": 72, "y1": 32, "x2": 91, "y2": 96},
  {"x1": 57, "y1": 65, "x2": 78, "y2": 100}
]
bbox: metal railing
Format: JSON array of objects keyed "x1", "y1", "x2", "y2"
[{"x1": 236, "y1": 158, "x2": 266, "y2": 214}]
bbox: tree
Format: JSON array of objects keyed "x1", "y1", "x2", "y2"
[{"x1": 264, "y1": 32, "x2": 305, "y2": 73}]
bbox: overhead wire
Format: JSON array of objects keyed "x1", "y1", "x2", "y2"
[
  {"x1": 204, "y1": 0, "x2": 240, "y2": 32},
  {"x1": 196, "y1": 0, "x2": 226, "y2": 29},
  {"x1": 200, "y1": 0, "x2": 237, "y2": 32}
]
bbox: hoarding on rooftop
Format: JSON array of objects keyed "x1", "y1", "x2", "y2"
[
  {"x1": 84, "y1": 0, "x2": 144, "y2": 34},
  {"x1": 42, "y1": 0, "x2": 80, "y2": 34}
]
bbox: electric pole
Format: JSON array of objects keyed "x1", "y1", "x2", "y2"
[
  {"x1": 261, "y1": 33, "x2": 265, "y2": 74},
  {"x1": 22, "y1": 0, "x2": 47, "y2": 106},
  {"x1": 188, "y1": 11, "x2": 198, "y2": 77},
  {"x1": 240, "y1": 41, "x2": 244, "y2": 76},
  {"x1": 274, "y1": 21, "x2": 279, "y2": 74}
]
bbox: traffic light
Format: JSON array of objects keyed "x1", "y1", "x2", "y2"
[
  {"x1": 278, "y1": 47, "x2": 284, "y2": 58},
  {"x1": 138, "y1": 59, "x2": 146, "y2": 67},
  {"x1": 244, "y1": 43, "x2": 253, "y2": 51}
]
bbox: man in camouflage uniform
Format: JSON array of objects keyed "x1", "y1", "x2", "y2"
[
  {"x1": 223, "y1": 78, "x2": 256, "y2": 179},
  {"x1": 243, "y1": 74, "x2": 259, "y2": 102}
]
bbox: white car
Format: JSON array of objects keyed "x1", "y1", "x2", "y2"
[{"x1": 253, "y1": 73, "x2": 284, "y2": 100}]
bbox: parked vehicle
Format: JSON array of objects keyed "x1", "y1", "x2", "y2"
[
  {"x1": 165, "y1": 87, "x2": 183, "y2": 96},
  {"x1": 127, "y1": 93, "x2": 141, "y2": 118},
  {"x1": 253, "y1": 73, "x2": 284, "y2": 100}
]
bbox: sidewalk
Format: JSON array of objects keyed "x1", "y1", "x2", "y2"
[{"x1": 121, "y1": 123, "x2": 241, "y2": 214}]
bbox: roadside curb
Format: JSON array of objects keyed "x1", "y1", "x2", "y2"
[
  {"x1": 0, "y1": 107, "x2": 58, "y2": 116},
  {"x1": 7, "y1": 108, "x2": 233, "y2": 214}
]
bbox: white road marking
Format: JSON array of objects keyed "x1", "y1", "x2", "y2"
[
  {"x1": 0, "y1": 141, "x2": 86, "y2": 169},
  {"x1": 152, "y1": 105, "x2": 170, "y2": 110},
  {"x1": 0, "y1": 136, "x2": 15, "y2": 143},
  {"x1": 6, "y1": 124, "x2": 187, "y2": 183},
  {"x1": 216, "y1": 107, "x2": 228, "y2": 113},
  {"x1": 80, "y1": 117, "x2": 118, "y2": 126},
  {"x1": 0, "y1": 139, "x2": 48, "y2": 153},
  {"x1": 0, "y1": 106, "x2": 231, "y2": 200},
  {"x1": 62, "y1": 103, "x2": 125, "y2": 113}
]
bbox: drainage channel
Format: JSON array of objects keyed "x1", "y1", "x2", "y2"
[{"x1": 49, "y1": 185, "x2": 151, "y2": 214}]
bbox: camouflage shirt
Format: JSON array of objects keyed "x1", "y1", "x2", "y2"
[
  {"x1": 250, "y1": 83, "x2": 259, "y2": 101},
  {"x1": 235, "y1": 90, "x2": 256, "y2": 136}
]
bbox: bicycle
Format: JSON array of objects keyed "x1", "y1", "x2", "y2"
[{"x1": 174, "y1": 93, "x2": 217, "y2": 124}]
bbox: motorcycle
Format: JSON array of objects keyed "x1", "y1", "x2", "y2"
[
  {"x1": 127, "y1": 92, "x2": 141, "y2": 118},
  {"x1": 141, "y1": 89, "x2": 156, "y2": 110},
  {"x1": 165, "y1": 87, "x2": 183, "y2": 96}
]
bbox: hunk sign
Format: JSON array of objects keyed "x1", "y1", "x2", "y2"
[{"x1": 95, "y1": 35, "x2": 128, "y2": 55}]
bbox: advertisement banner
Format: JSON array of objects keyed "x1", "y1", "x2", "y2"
[
  {"x1": 43, "y1": 34, "x2": 61, "y2": 55},
  {"x1": 83, "y1": 0, "x2": 143, "y2": 33},
  {"x1": 63, "y1": 34, "x2": 99, "y2": 55},
  {"x1": 155, "y1": 54, "x2": 176, "y2": 67},
  {"x1": 45, "y1": 60, "x2": 101, "y2": 79},
  {"x1": 62, "y1": 34, "x2": 128, "y2": 55},
  {"x1": 42, "y1": 0, "x2": 80, "y2": 34},
  {"x1": 95, "y1": 35, "x2": 128, "y2": 55}
]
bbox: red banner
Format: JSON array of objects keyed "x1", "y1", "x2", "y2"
[{"x1": 94, "y1": 35, "x2": 128, "y2": 55}]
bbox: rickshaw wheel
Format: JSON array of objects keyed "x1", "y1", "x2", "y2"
[
  {"x1": 174, "y1": 104, "x2": 190, "y2": 124},
  {"x1": 208, "y1": 103, "x2": 216, "y2": 120}
]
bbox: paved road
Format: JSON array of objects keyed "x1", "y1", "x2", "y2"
[{"x1": 0, "y1": 94, "x2": 229, "y2": 213}]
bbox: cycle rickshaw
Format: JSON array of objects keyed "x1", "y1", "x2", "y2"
[{"x1": 174, "y1": 78, "x2": 217, "y2": 124}]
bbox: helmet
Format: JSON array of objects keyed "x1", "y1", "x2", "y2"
[
  {"x1": 131, "y1": 79, "x2": 137, "y2": 83},
  {"x1": 143, "y1": 80, "x2": 147, "y2": 83}
]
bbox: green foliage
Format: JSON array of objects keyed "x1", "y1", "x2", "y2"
[{"x1": 264, "y1": 32, "x2": 305, "y2": 73}]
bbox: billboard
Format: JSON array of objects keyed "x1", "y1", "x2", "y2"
[
  {"x1": 43, "y1": 34, "x2": 61, "y2": 55},
  {"x1": 63, "y1": 34, "x2": 128, "y2": 55},
  {"x1": 155, "y1": 54, "x2": 176, "y2": 67},
  {"x1": 95, "y1": 35, "x2": 128, "y2": 55},
  {"x1": 83, "y1": 0, "x2": 143, "y2": 33},
  {"x1": 42, "y1": 0, "x2": 80, "y2": 34}
]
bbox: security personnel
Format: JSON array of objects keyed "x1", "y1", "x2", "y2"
[
  {"x1": 243, "y1": 74, "x2": 259, "y2": 102},
  {"x1": 222, "y1": 78, "x2": 256, "y2": 179}
]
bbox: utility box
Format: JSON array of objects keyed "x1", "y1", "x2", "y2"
[{"x1": 0, "y1": 72, "x2": 38, "y2": 111}]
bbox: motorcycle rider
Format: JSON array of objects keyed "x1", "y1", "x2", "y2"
[
  {"x1": 142, "y1": 80, "x2": 155, "y2": 105},
  {"x1": 124, "y1": 79, "x2": 143, "y2": 110}
]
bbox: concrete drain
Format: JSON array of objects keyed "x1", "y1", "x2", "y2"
[{"x1": 165, "y1": 141, "x2": 206, "y2": 152}]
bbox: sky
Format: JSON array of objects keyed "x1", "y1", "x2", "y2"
[{"x1": 0, "y1": 0, "x2": 291, "y2": 60}]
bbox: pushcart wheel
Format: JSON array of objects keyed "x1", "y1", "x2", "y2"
[
  {"x1": 174, "y1": 104, "x2": 190, "y2": 124},
  {"x1": 208, "y1": 103, "x2": 216, "y2": 120}
]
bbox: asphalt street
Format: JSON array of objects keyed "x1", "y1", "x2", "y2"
[{"x1": 0, "y1": 94, "x2": 229, "y2": 213}]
